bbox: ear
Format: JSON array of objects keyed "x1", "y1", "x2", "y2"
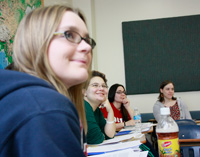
[
  {"x1": 82, "y1": 89, "x2": 87, "y2": 97},
  {"x1": 160, "y1": 88, "x2": 163, "y2": 93}
]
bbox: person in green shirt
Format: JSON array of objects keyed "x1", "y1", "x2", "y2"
[{"x1": 83, "y1": 70, "x2": 116, "y2": 144}]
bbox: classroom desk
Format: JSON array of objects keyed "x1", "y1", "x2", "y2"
[
  {"x1": 120, "y1": 123, "x2": 154, "y2": 143},
  {"x1": 179, "y1": 139, "x2": 200, "y2": 146},
  {"x1": 195, "y1": 120, "x2": 200, "y2": 124},
  {"x1": 142, "y1": 125, "x2": 154, "y2": 134},
  {"x1": 125, "y1": 133, "x2": 146, "y2": 144},
  {"x1": 87, "y1": 128, "x2": 152, "y2": 156}
]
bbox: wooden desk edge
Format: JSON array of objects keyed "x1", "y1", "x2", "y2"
[
  {"x1": 179, "y1": 139, "x2": 200, "y2": 142},
  {"x1": 142, "y1": 126, "x2": 153, "y2": 134}
]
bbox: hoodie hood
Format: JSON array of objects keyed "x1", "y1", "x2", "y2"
[{"x1": 0, "y1": 69, "x2": 54, "y2": 99}]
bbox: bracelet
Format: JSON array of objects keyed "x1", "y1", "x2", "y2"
[
  {"x1": 107, "y1": 120, "x2": 114, "y2": 124},
  {"x1": 124, "y1": 121, "x2": 126, "y2": 127}
]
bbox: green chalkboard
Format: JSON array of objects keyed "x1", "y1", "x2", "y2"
[{"x1": 122, "y1": 15, "x2": 200, "y2": 95}]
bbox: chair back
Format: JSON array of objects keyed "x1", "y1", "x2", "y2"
[
  {"x1": 179, "y1": 125, "x2": 200, "y2": 139},
  {"x1": 175, "y1": 119, "x2": 196, "y2": 126},
  {"x1": 178, "y1": 125, "x2": 200, "y2": 157},
  {"x1": 180, "y1": 146, "x2": 200, "y2": 157}
]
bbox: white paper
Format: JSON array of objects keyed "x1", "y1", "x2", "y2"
[
  {"x1": 88, "y1": 140, "x2": 141, "y2": 153},
  {"x1": 98, "y1": 133, "x2": 142, "y2": 145},
  {"x1": 121, "y1": 122, "x2": 156, "y2": 132},
  {"x1": 88, "y1": 149, "x2": 148, "y2": 157}
]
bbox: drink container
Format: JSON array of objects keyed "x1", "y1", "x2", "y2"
[
  {"x1": 156, "y1": 107, "x2": 180, "y2": 157},
  {"x1": 134, "y1": 107, "x2": 142, "y2": 133}
]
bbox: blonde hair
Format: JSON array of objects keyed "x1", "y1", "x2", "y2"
[{"x1": 13, "y1": 5, "x2": 89, "y2": 132}]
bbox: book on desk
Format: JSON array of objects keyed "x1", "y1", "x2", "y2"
[{"x1": 87, "y1": 124, "x2": 154, "y2": 156}]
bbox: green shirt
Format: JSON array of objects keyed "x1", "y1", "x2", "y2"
[{"x1": 84, "y1": 100, "x2": 110, "y2": 144}]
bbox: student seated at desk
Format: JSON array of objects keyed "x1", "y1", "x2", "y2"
[
  {"x1": 0, "y1": 5, "x2": 96, "y2": 156},
  {"x1": 153, "y1": 80, "x2": 192, "y2": 122},
  {"x1": 83, "y1": 70, "x2": 116, "y2": 144},
  {"x1": 100, "y1": 83, "x2": 135, "y2": 131},
  {"x1": 101, "y1": 84, "x2": 159, "y2": 157}
]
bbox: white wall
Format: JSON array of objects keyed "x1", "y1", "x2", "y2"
[
  {"x1": 44, "y1": 0, "x2": 200, "y2": 113},
  {"x1": 93, "y1": 0, "x2": 200, "y2": 113},
  {"x1": 44, "y1": 0, "x2": 72, "y2": 6}
]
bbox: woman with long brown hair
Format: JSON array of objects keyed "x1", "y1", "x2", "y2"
[{"x1": 153, "y1": 80, "x2": 192, "y2": 122}]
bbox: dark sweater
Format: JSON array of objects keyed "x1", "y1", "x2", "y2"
[{"x1": 0, "y1": 69, "x2": 86, "y2": 157}]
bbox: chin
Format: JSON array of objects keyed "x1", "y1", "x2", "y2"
[
  {"x1": 97, "y1": 97, "x2": 106, "y2": 103},
  {"x1": 66, "y1": 74, "x2": 89, "y2": 88},
  {"x1": 75, "y1": 75, "x2": 88, "y2": 85}
]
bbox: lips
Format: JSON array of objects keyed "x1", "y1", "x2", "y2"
[
  {"x1": 71, "y1": 58, "x2": 88, "y2": 66},
  {"x1": 96, "y1": 93, "x2": 105, "y2": 96},
  {"x1": 72, "y1": 59, "x2": 87, "y2": 63}
]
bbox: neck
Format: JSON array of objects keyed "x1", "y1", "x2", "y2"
[
  {"x1": 163, "y1": 98, "x2": 172, "y2": 103},
  {"x1": 113, "y1": 101, "x2": 121, "y2": 110}
]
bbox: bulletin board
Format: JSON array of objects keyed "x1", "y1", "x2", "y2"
[
  {"x1": 122, "y1": 14, "x2": 200, "y2": 95},
  {"x1": 0, "y1": 0, "x2": 43, "y2": 69}
]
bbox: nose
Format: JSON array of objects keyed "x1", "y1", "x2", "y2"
[
  {"x1": 77, "y1": 40, "x2": 92, "y2": 54},
  {"x1": 98, "y1": 85, "x2": 104, "y2": 90}
]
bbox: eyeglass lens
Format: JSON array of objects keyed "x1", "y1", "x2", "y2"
[
  {"x1": 116, "y1": 91, "x2": 126, "y2": 94},
  {"x1": 90, "y1": 83, "x2": 108, "y2": 88},
  {"x1": 64, "y1": 31, "x2": 96, "y2": 49}
]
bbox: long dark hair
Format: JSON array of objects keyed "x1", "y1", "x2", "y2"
[
  {"x1": 108, "y1": 84, "x2": 129, "y2": 122},
  {"x1": 158, "y1": 80, "x2": 177, "y2": 102}
]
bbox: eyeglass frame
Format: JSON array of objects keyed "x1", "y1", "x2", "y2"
[
  {"x1": 116, "y1": 91, "x2": 126, "y2": 95},
  {"x1": 53, "y1": 30, "x2": 96, "y2": 49},
  {"x1": 89, "y1": 83, "x2": 108, "y2": 89}
]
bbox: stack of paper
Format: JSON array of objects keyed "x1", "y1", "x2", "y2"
[
  {"x1": 88, "y1": 149, "x2": 148, "y2": 157},
  {"x1": 88, "y1": 140, "x2": 148, "y2": 157},
  {"x1": 121, "y1": 122, "x2": 156, "y2": 133},
  {"x1": 99, "y1": 133, "x2": 141, "y2": 145},
  {"x1": 87, "y1": 124, "x2": 151, "y2": 157}
]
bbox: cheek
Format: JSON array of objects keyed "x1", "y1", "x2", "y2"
[
  {"x1": 87, "y1": 88, "x2": 96, "y2": 96},
  {"x1": 104, "y1": 89, "x2": 108, "y2": 95},
  {"x1": 48, "y1": 40, "x2": 63, "y2": 64},
  {"x1": 115, "y1": 95, "x2": 120, "y2": 100}
]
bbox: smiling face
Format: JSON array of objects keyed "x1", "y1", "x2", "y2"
[
  {"x1": 114, "y1": 86, "x2": 126, "y2": 103},
  {"x1": 160, "y1": 83, "x2": 175, "y2": 100},
  {"x1": 48, "y1": 11, "x2": 92, "y2": 88},
  {"x1": 85, "y1": 76, "x2": 108, "y2": 106}
]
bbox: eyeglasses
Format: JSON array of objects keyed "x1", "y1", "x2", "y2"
[
  {"x1": 54, "y1": 30, "x2": 96, "y2": 49},
  {"x1": 89, "y1": 83, "x2": 108, "y2": 89},
  {"x1": 116, "y1": 91, "x2": 126, "y2": 95}
]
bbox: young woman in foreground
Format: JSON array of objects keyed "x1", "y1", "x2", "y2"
[{"x1": 0, "y1": 5, "x2": 96, "y2": 156}]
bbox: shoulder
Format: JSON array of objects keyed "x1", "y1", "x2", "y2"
[
  {"x1": 176, "y1": 97, "x2": 184, "y2": 105},
  {"x1": 0, "y1": 74, "x2": 79, "y2": 133},
  {"x1": 84, "y1": 100, "x2": 93, "y2": 112},
  {"x1": 154, "y1": 100, "x2": 163, "y2": 107}
]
